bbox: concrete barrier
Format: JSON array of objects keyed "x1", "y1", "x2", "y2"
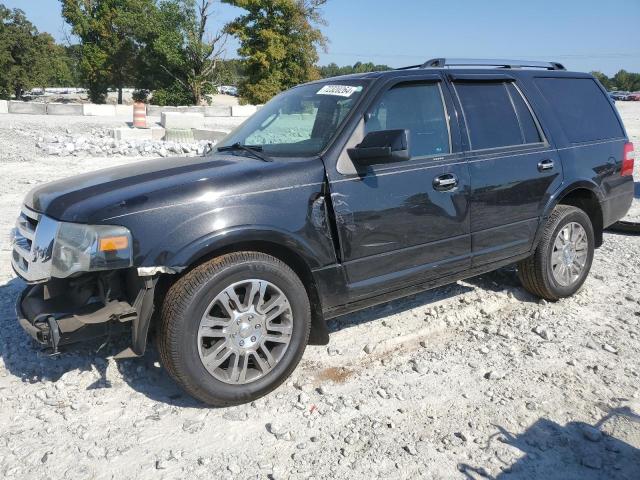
[
  {"x1": 164, "y1": 128, "x2": 194, "y2": 143},
  {"x1": 112, "y1": 127, "x2": 155, "y2": 141},
  {"x1": 161, "y1": 112, "x2": 205, "y2": 129},
  {"x1": 192, "y1": 129, "x2": 228, "y2": 142},
  {"x1": 0, "y1": 100, "x2": 7, "y2": 114},
  {"x1": 46, "y1": 103, "x2": 84, "y2": 116},
  {"x1": 83, "y1": 104, "x2": 116, "y2": 116},
  {"x1": 8, "y1": 101, "x2": 47, "y2": 115},
  {"x1": 147, "y1": 105, "x2": 178, "y2": 117},
  {"x1": 176, "y1": 106, "x2": 205, "y2": 114},
  {"x1": 115, "y1": 105, "x2": 133, "y2": 117},
  {"x1": 232, "y1": 105, "x2": 258, "y2": 117},
  {"x1": 204, "y1": 106, "x2": 232, "y2": 117},
  {"x1": 203, "y1": 116, "x2": 246, "y2": 131}
]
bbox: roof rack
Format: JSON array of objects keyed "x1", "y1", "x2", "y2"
[{"x1": 397, "y1": 58, "x2": 566, "y2": 71}]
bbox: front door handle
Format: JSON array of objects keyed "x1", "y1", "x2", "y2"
[
  {"x1": 433, "y1": 173, "x2": 459, "y2": 191},
  {"x1": 537, "y1": 159, "x2": 554, "y2": 172}
]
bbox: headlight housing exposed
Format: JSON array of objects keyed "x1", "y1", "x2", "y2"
[{"x1": 51, "y1": 223, "x2": 133, "y2": 278}]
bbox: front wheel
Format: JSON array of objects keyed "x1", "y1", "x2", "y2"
[
  {"x1": 517, "y1": 205, "x2": 595, "y2": 301},
  {"x1": 158, "y1": 252, "x2": 311, "y2": 406}
]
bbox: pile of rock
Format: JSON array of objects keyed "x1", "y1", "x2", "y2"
[{"x1": 35, "y1": 130, "x2": 215, "y2": 158}]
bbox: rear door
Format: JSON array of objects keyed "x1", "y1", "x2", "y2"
[
  {"x1": 449, "y1": 74, "x2": 563, "y2": 266},
  {"x1": 327, "y1": 75, "x2": 470, "y2": 300}
]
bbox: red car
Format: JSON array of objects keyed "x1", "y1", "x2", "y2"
[{"x1": 628, "y1": 92, "x2": 640, "y2": 101}]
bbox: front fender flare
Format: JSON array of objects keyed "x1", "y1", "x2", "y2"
[{"x1": 162, "y1": 225, "x2": 325, "y2": 271}]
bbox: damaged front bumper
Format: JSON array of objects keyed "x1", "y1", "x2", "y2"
[{"x1": 15, "y1": 271, "x2": 157, "y2": 356}]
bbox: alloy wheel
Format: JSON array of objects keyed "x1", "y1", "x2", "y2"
[{"x1": 197, "y1": 279, "x2": 293, "y2": 384}]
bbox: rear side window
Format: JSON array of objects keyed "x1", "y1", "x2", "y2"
[
  {"x1": 455, "y1": 82, "x2": 541, "y2": 150},
  {"x1": 535, "y1": 77, "x2": 624, "y2": 143}
]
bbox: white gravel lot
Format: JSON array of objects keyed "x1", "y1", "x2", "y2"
[{"x1": 0, "y1": 104, "x2": 639, "y2": 480}]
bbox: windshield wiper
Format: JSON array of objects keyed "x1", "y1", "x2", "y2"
[{"x1": 217, "y1": 143, "x2": 273, "y2": 162}]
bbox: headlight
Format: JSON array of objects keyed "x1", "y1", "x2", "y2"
[{"x1": 51, "y1": 223, "x2": 133, "y2": 278}]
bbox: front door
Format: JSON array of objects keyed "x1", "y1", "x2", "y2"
[
  {"x1": 327, "y1": 77, "x2": 471, "y2": 300},
  {"x1": 450, "y1": 76, "x2": 563, "y2": 266}
]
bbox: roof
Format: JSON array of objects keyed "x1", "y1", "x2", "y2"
[{"x1": 315, "y1": 58, "x2": 589, "y2": 84}]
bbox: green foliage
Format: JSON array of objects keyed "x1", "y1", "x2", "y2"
[
  {"x1": 132, "y1": 89, "x2": 149, "y2": 103},
  {"x1": 214, "y1": 59, "x2": 246, "y2": 87},
  {"x1": 150, "y1": 81, "x2": 195, "y2": 105},
  {"x1": 612, "y1": 70, "x2": 640, "y2": 92},
  {"x1": 140, "y1": 0, "x2": 227, "y2": 105},
  {"x1": 319, "y1": 62, "x2": 391, "y2": 78},
  {"x1": 222, "y1": 0, "x2": 327, "y2": 105},
  {"x1": 61, "y1": 0, "x2": 158, "y2": 103},
  {"x1": 592, "y1": 70, "x2": 640, "y2": 92},
  {"x1": 0, "y1": 5, "x2": 73, "y2": 99},
  {"x1": 590, "y1": 71, "x2": 611, "y2": 90}
]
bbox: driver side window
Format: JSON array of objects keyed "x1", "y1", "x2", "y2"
[{"x1": 366, "y1": 83, "x2": 451, "y2": 158}]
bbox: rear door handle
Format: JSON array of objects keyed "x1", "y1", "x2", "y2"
[
  {"x1": 537, "y1": 159, "x2": 554, "y2": 172},
  {"x1": 433, "y1": 173, "x2": 459, "y2": 191}
]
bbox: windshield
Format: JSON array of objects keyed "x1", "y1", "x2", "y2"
[{"x1": 216, "y1": 80, "x2": 368, "y2": 157}]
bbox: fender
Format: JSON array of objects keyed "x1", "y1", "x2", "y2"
[
  {"x1": 161, "y1": 225, "x2": 327, "y2": 271},
  {"x1": 531, "y1": 179, "x2": 605, "y2": 250},
  {"x1": 149, "y1": 225, "x2": 332, "y2": 346}
]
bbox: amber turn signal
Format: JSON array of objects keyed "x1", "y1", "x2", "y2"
[{"x1": 98, "y1": 236, "x2": 129, "y2": 252}]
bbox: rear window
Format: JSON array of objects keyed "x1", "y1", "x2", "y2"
[
  {"x1": 535, "y1": 77, "x2": 624, "y2": 143},
  {"x1": 455, "y1": 82, "x2": 541, "y2": 150}
]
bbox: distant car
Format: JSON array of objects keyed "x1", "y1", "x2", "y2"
[
  {"x1": 609, "y1": 91, "x2": 631, "y2": 101},
  {"x1": 628, "y1": 92, "x2": 640, "y2": 101},
  {"x1": 218, "y1": 85, "x2": 239, "y2": 96}
]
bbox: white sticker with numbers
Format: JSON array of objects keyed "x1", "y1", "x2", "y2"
[{"x1": 317, "y1": 85, "x2": 361, "y2": 97}]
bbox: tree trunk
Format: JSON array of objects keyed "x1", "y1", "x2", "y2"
[
  {"x1": 118, "y1": 87, "x2": 123, "y2": 105},
  {"x1": 192, "y1": 83, "x2": 200, "y2": 106}
]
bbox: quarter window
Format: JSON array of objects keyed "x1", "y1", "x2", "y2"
[
  {"x1": 507, "y1": 84, "x2": 542, "y2": 144},
  {"x1": 455, "y1": 82, "x2": 541, "y2": 150},
  {"x1": 535, "y1": 77, "x2": 624, "y2": 143},
  {"x1": 366, "y1": 83, "x2": 450, "y2": 158}
]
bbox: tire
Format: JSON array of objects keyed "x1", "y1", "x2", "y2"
[
  {"x1": 158, "y1": 252, "x2": 311, "y2": 406},
  {"x1": 517, "y1": 205, "x2": 595, "y2": 301}
]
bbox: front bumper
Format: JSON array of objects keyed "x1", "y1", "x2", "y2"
[
  {"x1": 16, "y1": 282, "x2": 135, "y2": 353},
  {"x1": 15, "y1": 271, "x2": 158, "y2": 356}
]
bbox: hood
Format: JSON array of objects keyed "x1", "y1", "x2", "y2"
[{"x1": 25, "y1": 154, "x2": 325, "y2": 224}]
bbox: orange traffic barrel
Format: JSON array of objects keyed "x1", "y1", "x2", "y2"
[{"x1": 133, "y1": 102, "x2": 147, "y2": 128}]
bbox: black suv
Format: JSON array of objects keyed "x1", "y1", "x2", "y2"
[{"x1": 11, "y1": 58, "x2": 635, "y2": 406}]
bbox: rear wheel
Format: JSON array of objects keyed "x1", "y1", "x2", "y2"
[
  {"x1": 158, "y1": 252, "x2": 311, "y2": 406},
  {"x1": 517, "y1": 205, "x2": 595, "y2": 301}
]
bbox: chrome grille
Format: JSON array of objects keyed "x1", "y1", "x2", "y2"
[{"x1": 11, "y1": 206, "x2": 58, "y2": 283}]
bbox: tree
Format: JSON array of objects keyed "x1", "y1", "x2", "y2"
[
  {"x1": 143, "y1": 0, "x2": 227, "y2": 105},
  {"x1": 612, "y1": 69, "x2": 640, "y2": 92},
  {"x1": 61, "y1": 0, "x2": 158, "y2": 103},
  {"x1": 590, "y1": 70, "x2": 640, "y2": 92},
  {"x1": 591, "y1": 71, "x2": 611, "y2": 90},
  {"x1": 319, "y1": 62, "x2": 391, "y2": 78},
  {"x1": 214, "y1": 58, "x2": 246, "y2": 86},
  {"x1": 0, "y1": 5, "x2": 73, "y2": 99},
  {"x1": 223, "y1": 0, "x2": 327, "y2": 104}
]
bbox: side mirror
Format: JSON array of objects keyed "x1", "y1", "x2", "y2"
[{"x1": 347, "y1": 129, "x2": 410, "y2": 166}]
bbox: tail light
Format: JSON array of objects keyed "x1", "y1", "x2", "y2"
[{"x1": 622, "y1": 142, "x2": 635, "y2": 177}]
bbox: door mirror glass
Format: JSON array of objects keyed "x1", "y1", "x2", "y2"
[{"x1": 347, "y1": 129, "x2": 410, "y2": 165}]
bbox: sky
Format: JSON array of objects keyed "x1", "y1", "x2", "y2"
[{"x1": 4, "y1": 0, "x2": 640, "y2": 75}]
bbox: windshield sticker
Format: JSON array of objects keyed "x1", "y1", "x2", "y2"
[{"x1": 317, "y1": 85, "x2": 361, "y2": 97}]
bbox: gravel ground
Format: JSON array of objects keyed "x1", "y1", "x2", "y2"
[{"x1": 0, "y1": 104, "x2": 639, "y2": 480}]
